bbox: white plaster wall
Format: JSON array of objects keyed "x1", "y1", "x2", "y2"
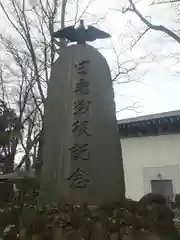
[{"x1": 121, "y1": 134, "x2": 180, "y2": 201}]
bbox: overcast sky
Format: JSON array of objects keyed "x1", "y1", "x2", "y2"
[
  {"x1": 1, "y1": 0, "x2": 180, "y2": 120},
  {"x1": 82, "y1": 0, "x2": 180, "y2": 120},
  {"x1": 115, "y1": 1, "x2": 180, "y2": 120}
]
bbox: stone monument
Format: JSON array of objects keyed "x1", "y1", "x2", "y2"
[{"x1": 39, "y1": 20, "x2": 125, "y2": 205}]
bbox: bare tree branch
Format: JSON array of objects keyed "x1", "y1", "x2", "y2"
[
  {"x1": 151, "y1": 0, "x2": 180, "y2": 5},
  {"x1": 15, "y1": 130, "x2": 42, "y2": 170},
  {"x1": 125, "y1": 0, "x2": 180, "y2": 45},
  {"x1": 116, "y1": 102, "x2": 142, "y2": 114},
  {"x1": 131, "y1": 27, "x2": 150, "y2": 49}
]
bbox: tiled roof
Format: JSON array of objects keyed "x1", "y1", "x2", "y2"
[{"x1": 118, "y1": 110, "x2": 180, "y2": 138}]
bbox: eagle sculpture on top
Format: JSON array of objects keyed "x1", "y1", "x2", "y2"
[{"x1": 52, "y1": 19, "x2": 111, "y2": 44}]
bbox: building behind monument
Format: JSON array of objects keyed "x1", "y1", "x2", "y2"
[{"x1": 118, "y1": 110, "x2": 180, "y2": 201}]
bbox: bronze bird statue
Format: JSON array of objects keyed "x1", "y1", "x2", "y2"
[{"x1": 52, "y1": 19, "x2": 111, "y2": 44}]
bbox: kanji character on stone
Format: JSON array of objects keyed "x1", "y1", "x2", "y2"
[
  {"x1": 74, "y1": 79, "x2": 90, "y2": 95},
  {"x1": 69, "y1": 143, "x2": 90, "y2": 160},
  {"x1": 67, "y1": 168, "x2": 90, "y2": 189},
  {"x1": 73, "y1": 100, "x2": 91, "y2": 116},
  {"x1": 75, "y1": 60, "x2": 90, "y2": 75},
  {"x1": 72, "y1": 120, "x2": 91, "y2": 136}
]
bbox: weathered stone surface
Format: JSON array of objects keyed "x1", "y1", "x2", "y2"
[{"x1": 40, "y1": 44, "x2": 125, "y2": 205}]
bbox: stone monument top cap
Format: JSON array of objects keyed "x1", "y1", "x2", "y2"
[{"x1": 52, "y1": 19, "x2": 111, "y2": 44}]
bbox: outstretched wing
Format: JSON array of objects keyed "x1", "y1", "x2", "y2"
[
  {"x1": 52, "y1": 26, "x2": 78, "y2": 41},
  {"x1": 87, "y1": 26, "x2": 111, "y2": 40}
]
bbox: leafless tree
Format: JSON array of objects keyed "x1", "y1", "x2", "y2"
[
  {"x1": 0, "y1": 0, "x2": 73, "y2": 173},
  {"x1": 122, "y1": 0, "x2": 180, "y2": 47},
  {"x1": 0, "y1": 0, "x2": 143, "y2": 176}
]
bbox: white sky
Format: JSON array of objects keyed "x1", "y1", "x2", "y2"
[
  {"x1": 1, "y1": 0, "x2": 180, "y2": 120},
  {"x1": 81, "y1": 0, "x2": 180, "y2": 120}
]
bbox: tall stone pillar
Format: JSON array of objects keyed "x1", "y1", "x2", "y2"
[{"x1": 39, "y1": 44, "x2": 125, "y2": 205}]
